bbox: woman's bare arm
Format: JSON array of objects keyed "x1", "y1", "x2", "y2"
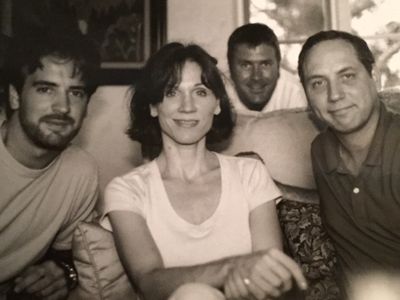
[
  {"x1": 224, "y1": 201, "x2": 307, "y2": 299},
  {"x1": 109, "y1": 210, "x2": 243, "y2": 300},
  {"x1": 109, "y1": 203, "x2": 306, "y2": 300}
]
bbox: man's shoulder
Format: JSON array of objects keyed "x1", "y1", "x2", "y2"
[
  {"x1": 61, "y1": 144, "x2": 98, "y2": 174},
  {"x1": 387, "y1": 109, "x2": 400, "y2": 126},
  {"x1": 311, "y1": 130, "x2": 332, "y2": 157}
]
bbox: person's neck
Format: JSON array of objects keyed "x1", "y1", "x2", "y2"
[
  {"x1": 156, "y1": 140, "x2": 217, "y2": 182},
  {"x1": 3, "y1": 116, "x2": 60, "y2": 169},
  {"x1": 242, "y1": 100, "x2": 268, "y2": 112},
  {"x1": 336, "y1": 105, "x2": 381, "y2": 176}
]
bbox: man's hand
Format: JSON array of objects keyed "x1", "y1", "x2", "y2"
[
  {"x1": 224, "y1": 248, "x2": 307, "y2": 299},
  {"x1": 14, "y1": 260, "x2": 68, "y2": 300}
]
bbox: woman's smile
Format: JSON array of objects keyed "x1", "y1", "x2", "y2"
[{"x1": 173, "y1": 119, "x2": 199, "y2": 127}]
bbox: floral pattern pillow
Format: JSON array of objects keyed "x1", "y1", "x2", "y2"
[{"x1": 277, "y1": 199, "x2": 341, "y2": 300}]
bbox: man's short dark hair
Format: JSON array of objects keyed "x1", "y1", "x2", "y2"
[
  {"x1": 4, "y1": 30, "x2": 100, "y2": 117},
  {"x1": 128, "y1": 42, "x2": 234, "y2": 159},
  {"x1": 0, "y1": 34, "x2": 10, "y2": 115},
  {"x1": 298, "y1": 30, "x2": 375, "y2": 86},
  {"x1": 227, "y1": 23, "x2": 281, "y2": 72}
]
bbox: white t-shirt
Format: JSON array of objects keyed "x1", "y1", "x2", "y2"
[
  {"x1": 101, "y1": 154, "x2": 281, "y2": 267},
  {"x1": 225, "y1": 69, "x2": 308, "y2": 117}
]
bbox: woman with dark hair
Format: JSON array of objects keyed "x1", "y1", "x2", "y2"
[
  {"x1": 100, "y1": 43, "x2": 306, "y2": 300},
  {"x1": 129, "y1": 42, "x2": 234, "y2": 160}
]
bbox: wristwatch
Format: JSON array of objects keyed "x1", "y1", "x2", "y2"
[{"x1": 56, "y1": 261, "x2": 78, "y2": 290}]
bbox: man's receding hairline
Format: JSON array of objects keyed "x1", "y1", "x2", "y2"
[{"x1": 301, "y1": 38, "x2": 360, "y2": 75}]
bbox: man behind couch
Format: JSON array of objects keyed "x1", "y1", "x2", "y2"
[
  {"x1": 298, "y1": 30, "x2": 400, "y2": 295},
  {"x1": 0, "y1": 31, "x2": 100, "y2": 299},
  {"x1": 226, "y1": 23, "x2": 308, "y2": 115}
]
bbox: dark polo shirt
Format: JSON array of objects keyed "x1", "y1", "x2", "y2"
[{"x1": 311, "y1": 106, "x2": 400, "y2": 279}]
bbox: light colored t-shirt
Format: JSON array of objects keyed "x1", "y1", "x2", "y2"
[
  {"x1": 225, "y1": 69, "x2": 308, "y2": 117},
  {"x1": 0, "y1": 135, "x2": 99, "y2": 282},
  {"x1": 101, "y1": 154, "x2": 281, "y2": 267}
]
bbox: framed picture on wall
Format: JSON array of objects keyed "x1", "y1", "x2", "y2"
[{"x1": 2, "y1": 0, "x2": 167, "y2": 85}]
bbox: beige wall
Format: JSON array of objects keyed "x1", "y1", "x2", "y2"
[
  {"x1": 167, "y1": 0, "x2": 244, "y2": 72},
  {"x1": 73, "y1": 87, "x2": 142, "y2": 198}
]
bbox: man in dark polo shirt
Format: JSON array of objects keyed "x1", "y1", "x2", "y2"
[{"x1": 297, "y1": 30, "x2": 400, "y2": 293}]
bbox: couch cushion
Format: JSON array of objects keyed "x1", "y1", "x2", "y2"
[
  {"x1": 276, "y1": 184, "x2": 340, "y2": 300},
  {"x1": 70, "y1": 221, "x2": 138, "y2": 300},
  {"x1": 215, "y1": 108, "x2": 322, "y2": 189}
]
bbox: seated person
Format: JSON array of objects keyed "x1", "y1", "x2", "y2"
[
  {"x1": 298, "y1": 30, "x2": 400, "y2": 296},
  {"x1": 100, "y1": 42, "x2": 307, "y2": 300},
  {"x1": 0, "y1": 31, "x2": 100, "y2": 299},
  {"x1": 236, "y1": 152, "x2": 340, "y2": 300}
]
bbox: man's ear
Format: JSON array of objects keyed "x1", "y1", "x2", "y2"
[
  {"x1": 371, "y1": 65, "x2": 381, "y2": 89},
  {"x1": 150, "y1": 104, "x2": 158, "y2": 117},
  {"x1": 9, "y1": 85, "x2": 20, "y2": 110}
]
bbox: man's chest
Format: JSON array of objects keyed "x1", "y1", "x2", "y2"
[{"x1": 320, "y1": 163, "x2": 400, "y2": 235}]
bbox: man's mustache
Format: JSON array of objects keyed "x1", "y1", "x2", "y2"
[{"x1": 40, "y1": 114, "x2": 75, "y2": 124}]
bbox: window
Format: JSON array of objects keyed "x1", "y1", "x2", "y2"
[
  {"x1": 247, "y1": 0, "x2": 400, "y2": 91},
  {"x1": 350, "y1": 0, "x2": 400, "y2": 90}
]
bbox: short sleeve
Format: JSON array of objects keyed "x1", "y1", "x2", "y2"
[
  {"x1": 242, "y1": 160, "x2": 282, "y2": 211},
  {"x1": 52, "y1": 153, "x2": 99, "y2": 250},
  {"x1": 100, "y1": 175, "x2": 146, "y2": 231}
]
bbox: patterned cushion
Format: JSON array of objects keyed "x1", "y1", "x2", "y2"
[
  {"x1": 277, "y1": 189, "x2": 341, "y2": 300},
  {"x1": 70, "y1": 221, "x2": 139, "y2": 300}
]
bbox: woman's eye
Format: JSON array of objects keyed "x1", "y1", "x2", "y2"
[
  {"x1": 165, "y1": 89, "x2": 177, "y2": 97},
  {"x1": 196, "y1": 89, "x2": 208, "y2": 96}
]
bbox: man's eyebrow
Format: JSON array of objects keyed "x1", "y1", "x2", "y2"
[
  {"x1": 305, "y1": 74, "x2": 324, "y2": 82},
  {"x1": 32, "y1": 81, "x2": 86, "y2": 90},
  {"x1": 306, "y1": 66, "x2": 356, "y2": 79},
  {"x1": 32, "y1": 80, "x2": 58, "y2": 87},
  {"x1": 337, "y1": 66, "x2": 356, "y2": 74}
]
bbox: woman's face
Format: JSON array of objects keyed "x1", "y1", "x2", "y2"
[{"x1": 150, "y1": 60, "x2": 221, "y2": 147}]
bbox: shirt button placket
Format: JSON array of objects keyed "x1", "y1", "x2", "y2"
[{"x1": 351, "y1": 186, "x2": 367, "y2": 222}]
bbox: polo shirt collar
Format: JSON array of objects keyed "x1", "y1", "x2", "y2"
[
  {"x1": 320, "y1": 104, "x2": 388, "y2": 173},
  {"x1": 320, "y1": 129, "x2": 341, "y2": 173},
  {"x1": 364, "y1": 105, "x2": 389, "y2": 167}
]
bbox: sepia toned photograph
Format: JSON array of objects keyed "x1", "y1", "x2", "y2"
[{"x1": 1, "y1": 1, "x2": 400, "y2": 299}]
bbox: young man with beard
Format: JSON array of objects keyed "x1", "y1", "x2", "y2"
[
  {"x1": 298, "y1": 30, "x2": 400, "y2": 295},
  {"x1": 0, "y1": 32, "x2": 100, "y2": 299},
  {"x1": 226, "y1": 23, "x2": 308, "y2": 116}
]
